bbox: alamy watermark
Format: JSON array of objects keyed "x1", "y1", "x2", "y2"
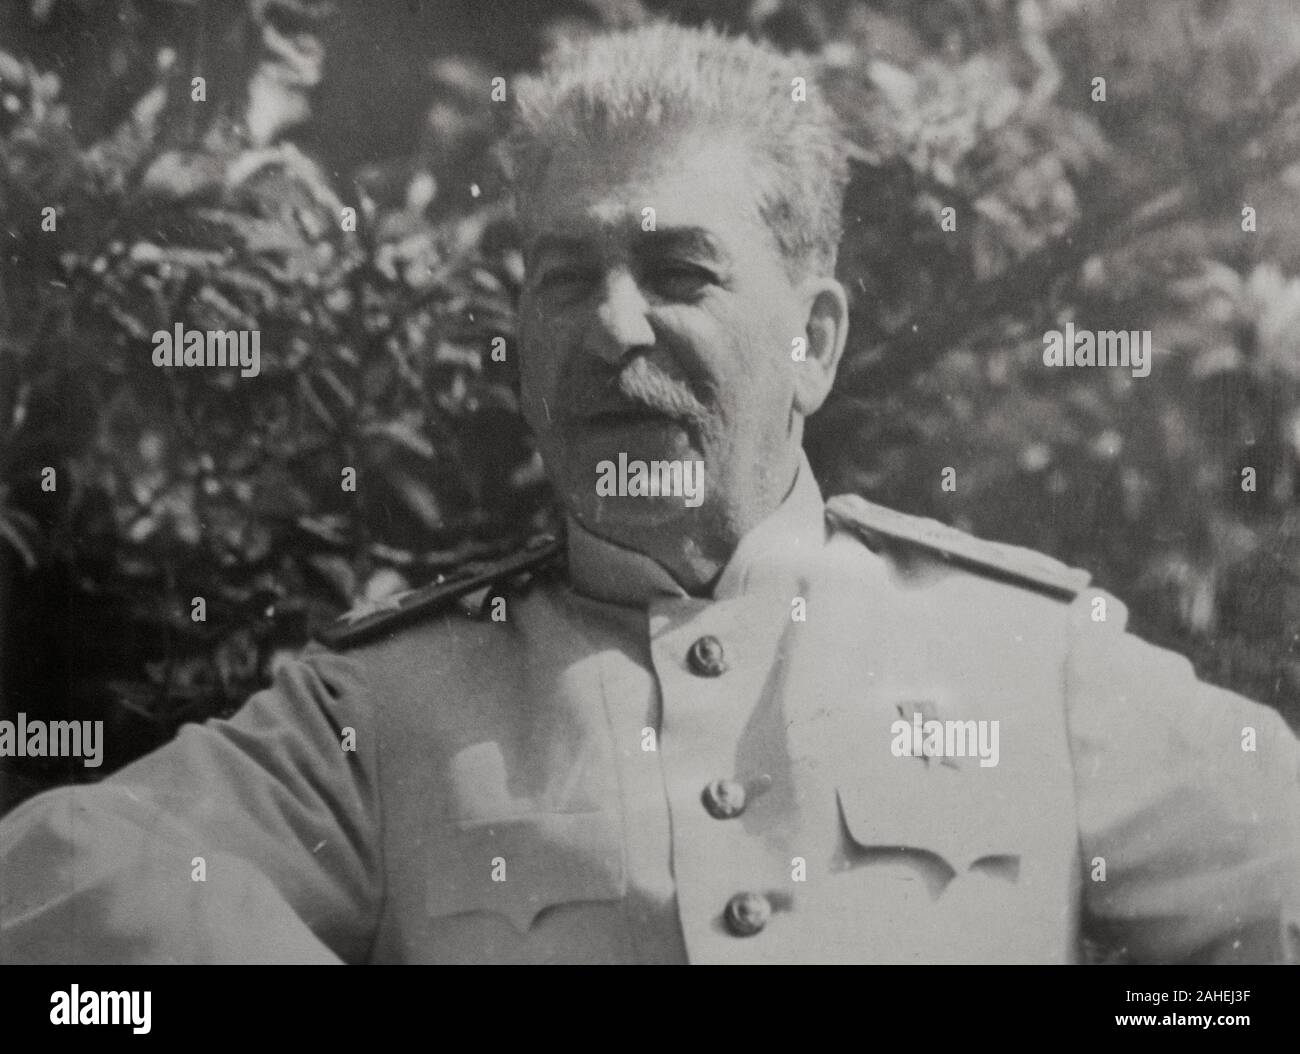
[
  {"x1": 890, "y1": 712, "x2": 1000, "y2": 768},
  {"x1": 595, "y1": 454, "x2": 704, "y2": 507},
  {"x1": 1042, "y1": 324, "x2": 1151, "y2": 378},
  {"x1": 152, "y1": 324, "x2": 261, "y2": 378},
  {"x1": 50, "y1": 986, "x2": 150, "y2": 1034},
  {"x1": 0, "y1": 713, "x2": 103, "y2": 768}
]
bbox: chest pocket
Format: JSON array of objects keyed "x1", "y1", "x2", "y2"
[
  {"x1": 835, "y1": 765, "x2": 1026, "y2": 893},
  {"x1": 425, "y1": 810, "x2": 627, "y2": 934}
]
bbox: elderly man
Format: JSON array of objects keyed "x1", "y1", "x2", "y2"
[{"x1": 2, "y1": 23, "x2": 1298, "y2": 965}]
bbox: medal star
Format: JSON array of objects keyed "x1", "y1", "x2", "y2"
[{"x1": 340, "y1": 592, "x2": 407, "y2": 625}]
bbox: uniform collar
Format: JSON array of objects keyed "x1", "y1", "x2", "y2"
[{"x1": 566, "y1": 451, "x2": 827, "y2": 608}]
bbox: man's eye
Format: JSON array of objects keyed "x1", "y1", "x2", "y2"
[{"x1": 645, "y1": 264, "x2": 715, "y2": 299}]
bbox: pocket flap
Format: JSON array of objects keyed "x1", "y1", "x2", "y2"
[
  {"x1": 837, "y1": 765, "x2": 1024, "y2": 873},
  {"x1": 426, "y1": 811, "x2": 626, "y2": 934}
]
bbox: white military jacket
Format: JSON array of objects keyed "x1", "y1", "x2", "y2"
[{"x1": 2, "y1": 458, "x2": 1299, "y2": 963}]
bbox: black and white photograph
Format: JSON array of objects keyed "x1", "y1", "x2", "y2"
[{"x1": 1, "y1": 0, "x2": 1299, "y2": 1018}]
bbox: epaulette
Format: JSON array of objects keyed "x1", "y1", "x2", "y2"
[
  {"x1": 315, "y1": 534, "x2": 565, "y2": 650},
  {"x1": 826, "y1": 493, "x2": 1091, "y2": 601}
]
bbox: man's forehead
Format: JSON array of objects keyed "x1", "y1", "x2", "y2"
[
  {"x1": 528, "y1": 226, "x2": 732, "y2": 263},
  {"x1": 522, "y1": 131, "x2": 765, "y2": 251}
]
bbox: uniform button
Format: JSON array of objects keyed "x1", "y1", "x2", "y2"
[
  {"x1": 702, "y1": 778, "x2": 747, "y2": 819},
  {"x1": 724, "y1": 892, "x2": 771, "y2": 937},
  {"x1": 687, "y1": 635, "x2": 726, "y2": 676}
]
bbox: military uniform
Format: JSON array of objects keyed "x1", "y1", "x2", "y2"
[{"x1": 2, "y1": 455, "x2": 1299, "y2": 963}]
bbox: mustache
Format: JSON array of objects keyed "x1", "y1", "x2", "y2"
[{"x1": 567, "y1": 356, "x2": 709, "y2": 423}]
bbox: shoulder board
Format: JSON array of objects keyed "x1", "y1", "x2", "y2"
[
  {"x1": 316, "y1": 535, "x2": 565, "y2": 650},
  {"x1": 826, "y1": 493, "x2": 1091, "y2": 601}
]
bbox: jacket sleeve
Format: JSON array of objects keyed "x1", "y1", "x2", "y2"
[
  {"x1": 1065, "y1": 590, "x2": 1300, "y2": 963},
  {"x1": 0, "y1": 645, "x2": 383, "y2": 964}
]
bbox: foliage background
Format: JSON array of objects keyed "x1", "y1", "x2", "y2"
[{"x1": 2, "y1": 0, "x2": 1298, "y2": 810}]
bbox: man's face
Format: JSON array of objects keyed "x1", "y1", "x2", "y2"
[{"x1": 518, "y1": 129, "x2": 823, "y2": 541}]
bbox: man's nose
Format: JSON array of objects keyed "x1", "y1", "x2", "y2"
[{"x1": 583, "y1": 269, "x2": 655, "y2": 364}]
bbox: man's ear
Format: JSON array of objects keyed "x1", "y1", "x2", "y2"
[{"x1": 792, "y1": 276, "x2": 849, "y2": 416}]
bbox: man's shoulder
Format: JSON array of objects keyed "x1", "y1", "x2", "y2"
[
  {"x1": 313, "y1": 535, "x2": 566, "y2": 652},
  {"x1": 312, "y1": 497, "x2": 1097, "y2": 653},
  {"x1": 825, "y1": 492, "x2": 1093, "y2": 603}
]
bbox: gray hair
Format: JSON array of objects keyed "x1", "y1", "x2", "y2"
[{"x1": 507, "y1": 22, "x2": 851, "y2": 279}]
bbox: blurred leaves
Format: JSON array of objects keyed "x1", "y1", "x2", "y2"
[{"x1": 0, "y1": 0, "x2": 547, "y2": 734}]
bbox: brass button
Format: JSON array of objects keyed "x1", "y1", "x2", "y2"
[
  {"x1": 702, "y1": 778, "x2": 747, "y2": 819},
  {"x1": 687, "y1": 635, "x2": 726, "y2": 676},
  {"x1": 724, "y1": 892, "x2": 771, "y2": 937}
]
